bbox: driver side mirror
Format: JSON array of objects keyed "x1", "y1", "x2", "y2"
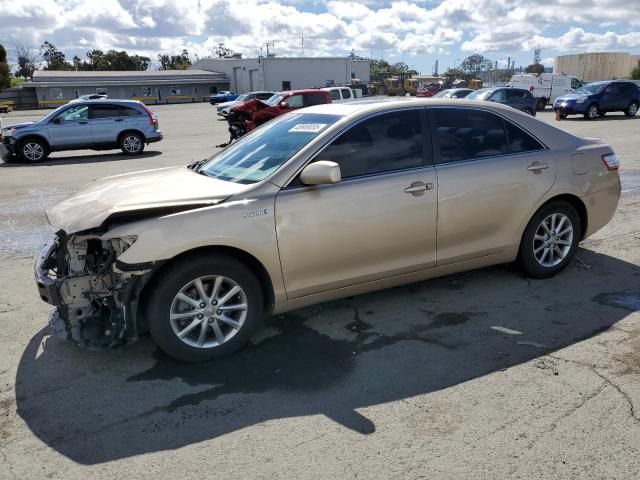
[
  {"x1": 299, "y1": 161, "x2": 341, "y2": 185},
  {"x1": 279, "y1": 101, "x2": 289, "y2": 109},
  {"x1": 51, "y1": 117, "x2": 62, "y2": 124}
]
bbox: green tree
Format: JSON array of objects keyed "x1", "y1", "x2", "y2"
[
  {"x1": 80, "y1": 49, "x2": 150, "y2": 71},
  {"x1": 525, "y1": 63, "x2": 545, "y2": 74},
  {"x1": 630, "y1": 60, "x2": 640, "y2": 80},
  {"x1": 157, "y1": 50, "x2": 191, "y2": 70},
  {"x1": 41, "y1": 41, "x2": 72, "y2": 70},
  {"x1": 460, "y1": 54, "x2": 493, "y2": 77},
  {"x1": 15, "y1": 44, "x2": 37, "y2": 80},
  {"x1": 0, "y1": 44, "x2": 11, "y2": 90}
]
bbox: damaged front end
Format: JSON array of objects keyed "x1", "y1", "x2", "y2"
[{"x1": 35, "y1": 230, "x2": 153, "y2": 349}]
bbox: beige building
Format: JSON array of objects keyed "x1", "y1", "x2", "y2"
[{"x1": 554, "y1": 52, "x2": 640, "y2": 82}]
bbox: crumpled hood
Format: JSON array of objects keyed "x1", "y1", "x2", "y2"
[{"x1": 47, "y1": 165, "x2": 248, "y2": 233}]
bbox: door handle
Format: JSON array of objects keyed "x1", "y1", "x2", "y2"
[
  {"x1": 115, "y1": 118, "x2": 124, "y2": 122},
  {"x1": 404, "y1": 182, "x2": 434, "y2": 195},
  {"x1": 527, "y1": 162, "x2": 549, "y2": 172},
  {"x1": 78, "y1": 121, "x2": 88, "y2": 124}
]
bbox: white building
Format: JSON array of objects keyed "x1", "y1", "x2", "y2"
[{"x1": 191, "y1": 56, "x2": 371, "y2": 93}]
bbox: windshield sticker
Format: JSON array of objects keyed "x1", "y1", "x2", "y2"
[{"x1": 289, "y1": 123, "x2": 327, "y2": 133}]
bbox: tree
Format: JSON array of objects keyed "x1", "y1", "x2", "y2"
[
  {"x1": 15, "y1": 44, "x2": 37, "y2": 80},
  {"x1": 525, "y1": 63, "x2": 545, "y2": 74},
  {"x1": 157, "y1": 50, "x2": 191, "y2": 70},
  {"x1": 0, "y1": 44, "x2": 10, "y2": 90},
  {"x1": 79, "y1": 49, "x2": 150, "y2": 71},
  {"x1": 41, "y1": 41, "x2": 72, "y2": 70},
  {"x1": 215, "y1": 43, "x2": 232, "y2": 58},
  {"x1": 460, "y1": 54, "x2": 493, "y2": 77},
  {"x1": 630, "y1": 60, "x2": 640, "y2": 80}
]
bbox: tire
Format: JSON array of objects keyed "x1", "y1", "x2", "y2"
[
  {"x1": 584, "y1": 104, "x2": 599, "y2": 120},
  {"x1": 518, "y1": 201, "x2": 582, "y2": 279},
  {"x1": 19, "y1": 138, "x2": 49, "y2": 162},
  {"x1": 147, "y1": 254, "x2": 264, "y2": 362},
  {"x1": 536, "y1": 97, "x2": 547, "y2": 111},
  {"x1": 625, "y1": 101, "x2": 638, "y2": 117},
  {"x1": 559, "y1": 112, "x2": 568, "y2": 119},
  {"x1": 119, "y1": 132, "x2": 145, "y2": 155}
]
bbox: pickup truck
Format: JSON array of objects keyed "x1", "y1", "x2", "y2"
[
  {"x1": 226, "y1": 89, "x2": 332, "y2": 141},
  {"x1": 209, "y1": 91, "x2": 239, "y2": 105}
]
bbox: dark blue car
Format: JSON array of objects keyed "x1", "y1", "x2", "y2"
[
  {"x1": 209, "y1": 91, "x2": 239, "y2": 105},
  {"x1": 553, "y1": 80, "x2": 640, "y2": 120}
]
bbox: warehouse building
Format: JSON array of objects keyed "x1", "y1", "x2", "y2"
[
  {"x1": 191, "y1": 56, "x2": 371, "y2": 92},
  {"x1": 22, "y1": 69, "x2": 230, "y2": 107},
  {"x1": 554, "y1": 52, "x2": 640, "y2": 82}
]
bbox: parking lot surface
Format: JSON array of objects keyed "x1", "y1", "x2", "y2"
[{"x1": 1, "y1": 102, "x2": 639, "y2": 479}]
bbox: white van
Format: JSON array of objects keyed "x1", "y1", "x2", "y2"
[
  {"x1": 321, "y1": 86, "x2": 357, "y2": 103},
  {"x1": 510, "y1": 74, "x2": 583, "y2": 110}
]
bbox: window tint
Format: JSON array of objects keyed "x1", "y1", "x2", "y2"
[
  {"x1": 432, "y1": 108, "x2": 508, "y2": 163},
  {"x1": 256, "y1": 92, "x2": 273, "y2": 100},
  {"x1": 304, "y1": 93, "x2": 327, "y2": 106},
  {"x1": 319, "y1": 109, "x2": 424, "y2": 179},
  {"x1": 605, "y1": 84, "x2": 618, "y2": 94},
  {"x1": 329, "y1": 89, "x2": 340, "y2": 100},
  {"x1": 507, "y1": 89, "x2": 528, "y2": 100},
  {"x1": 286, "y1": 94, "x2": 304, "y2": 108},
  {"x1": 340, "y1": 88, "x2": 352, "y2": 99},
  {"x1": 120, "y1": 106, "x2": 142, "y2": 116},
  {"x1": 504, "y1": 121, "x2": 544, "y2": 153},
  {"x1": 91, "y1": 104, "x2": 121, "y2": 119}
]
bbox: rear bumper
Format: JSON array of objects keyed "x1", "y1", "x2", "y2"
[
  {"x1": 584, "y1": 180, "x2": 621, "y2": 238},
  {"x1": 147, "y1": 131, "x2": 163, "y2": 143}
]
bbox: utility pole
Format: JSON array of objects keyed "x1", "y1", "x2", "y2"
[
  {"x1": 301, "y1": 33, "x2": 304, "y2": 56},
  {"x1": 264, "y1": 41, "x2": 275, "y2": 57}
]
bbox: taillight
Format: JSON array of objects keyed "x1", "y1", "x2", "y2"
[
  {"x1": 601, "y1": 153, "x2": 619, "y2": 171},
  {"x1": 139, "y1": 102, "x2": 156, "y2": 127}
]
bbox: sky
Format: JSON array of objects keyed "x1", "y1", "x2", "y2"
[{"x1": 1, "y1": 0, "x2": 640, "y2": 73}]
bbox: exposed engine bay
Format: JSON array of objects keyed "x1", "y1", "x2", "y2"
[{"x1": 35, "y1": 231, "x2": 152, "y2": 349}]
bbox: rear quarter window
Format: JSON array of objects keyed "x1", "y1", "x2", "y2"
[{"x1": 304, "y1": 93, "x2": 328, "y2": 106}]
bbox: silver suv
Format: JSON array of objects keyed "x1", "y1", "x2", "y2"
[{"x1": 1, "y1": 99, "x2": 163, "y2": 162}]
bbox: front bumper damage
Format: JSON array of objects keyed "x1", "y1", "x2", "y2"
[{"x1": 35, "y1": 230, "x2": 154, "y2": 349}]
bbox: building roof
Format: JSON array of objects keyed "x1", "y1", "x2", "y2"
[{"x1": 25, "y1": 69, "x2": 228, "y2": 87}]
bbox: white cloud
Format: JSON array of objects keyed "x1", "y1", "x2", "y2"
[{"x1": 0, "y1": 0, "x2": 639, "y2": 68}]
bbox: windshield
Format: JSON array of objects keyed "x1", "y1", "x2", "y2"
[
  {"x1": 466, "y1": 89, "x2": 492, "y2": 101},
  {"x1": 233, "y1": 94, "x2": 247, "y2": 102},
  {"x1": 433, "y1": 90, "x2": 453, "y2": 98},
  {"x1": 575, "y1": 83, "x2": 606, "y2": 94},
  {"x1": 198, "y1": 112, "x2": 341, "y2": 184},
  {"x1": 265, "y1": 94, "x2": 285, "y2": 106},
  {"x1": 38, "y1": 104, "x2": 74, "y2": 123}
]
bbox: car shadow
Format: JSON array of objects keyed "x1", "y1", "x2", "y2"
[
  {"x1": 15, "y1": 248, "x2": 640, "y2": 464},
  {"x1": 561, "y1": 115, "x2": 639, "y2": 122},
  {"x1": 0, "y1": 151, "x2": 162, "y2": 167}
]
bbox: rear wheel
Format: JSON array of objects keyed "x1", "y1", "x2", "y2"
[
  {"x1": 518, "y1": 201, "x2": 581, "y2": 279},
  {"x1": 536, "y1": 97, "x2": 547, "y2": 111},
  {"x1": 147, "y1": 255, "x2": 264, "y2": 362},
  {"x1": 584, "y1": 104, "x2": 599, "y2": 120},
  {"x1": 625, "y1": 101, "x2": 638, "y2": 117},
  {"x1": 119, "y1": 132, "x2": 145, "y2": 155},
  {"x1": 19, "y1": 138, "x2": 49, "y2": 162}
]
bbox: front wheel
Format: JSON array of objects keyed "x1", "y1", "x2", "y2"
[
  {"x1": 518, "y1": 202, "x2": 582, "y2": 279},
  {"x1": 19, "y1": 138, "x2": 49, "y2": 162},
  {"x1": 625, "y1": 101, "x2": 638, "y2": 117},
  {"x1": 119, "y1": 132, "x2": 145, "y2": 155},
  {"x1": 147, "y1": 255, "x2": 264, "y2": 362},
  {"x1": 584, "y1": 104, "x2": 599, "y2": 120}
]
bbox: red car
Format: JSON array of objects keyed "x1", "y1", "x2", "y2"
[
  {"x1": 227, "y1": 89, "x2": 332, "y2": 139},
  {"x1": 416, "y1": 83, "x2": 445, "y2": 97}
]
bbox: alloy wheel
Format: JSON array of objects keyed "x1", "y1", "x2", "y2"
[
  {"x1": 23, "y1": 142, "x2": 44, "y2": 161},
  {"x1": 123, "y1": 135, "x2": 142, "y2": 153},
  {"x1": 629, "y1": 103, "x2": 638, "y2": 116},
  {"x1": 169, "y1": 275, "x2": 248, "y2": 349},
  {"x1": 587, "y1": 105, "x2": 598, "y2": 119},
  {"x1": 532, "y1": 213, "x2": 574, "y2": 267}
]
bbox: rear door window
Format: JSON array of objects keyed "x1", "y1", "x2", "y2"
[
  {"x1": 304, "y1": 93, "x2": 327, "y2": 106},
  {"x1": 90, "y1": 104, "x2": 121, "y2": 119},
  {"x1": 506, "y1": 89, "x2": 526, "y2": 101},
  {"x1": 430, "y1": 108, "x2": 508, "y2": 163},
  {"x1": 504, "y1": 121, "x2": 544, "y2": 153},
  {"x1": 317, "y1": 109, "x2": 426, "y2": 179},
  {"x1": 120, "y1": 106, "x2": 142, "y2": 116},
  {"x1": 340, "y1": 88, "x2": 352, "y2": 99}
]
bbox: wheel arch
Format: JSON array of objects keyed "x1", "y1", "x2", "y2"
[
  {"x1": 137, "y1": 245, "x2": 275, "y2": 331},
  {"x1": 528, "y1": 193, "x2": 588, "y2": 241},
  {"x1": 17, "y1": 134, "x2": 51, "y2": 151},
  {"x1": 117, "y1": 129, "x2": 146, "y2": 144}
]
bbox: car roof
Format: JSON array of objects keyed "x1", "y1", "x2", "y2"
[
  {"x1": 72, "y1": 99, "x2": 142, "y2": 106},
  {"x1": 281, "y1": 89, "x2": 329, "y2": 95}
]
